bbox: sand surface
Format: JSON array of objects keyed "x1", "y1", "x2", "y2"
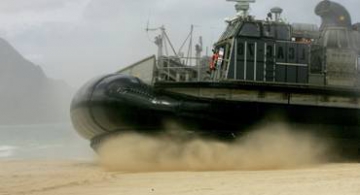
[{"x1": 1, "y1": 161, "x2": 360, "y2": 195}]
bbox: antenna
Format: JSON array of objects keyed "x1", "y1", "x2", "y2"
[
  {"x1": 144, "y1": 12, "x2": 178, "y2": 58},
  {"x1": 145, "y1": 11, "x2": 161, "y2": 42},
  {"x1": 226, "y1": 0, "x2": 256, "y2": 18}
]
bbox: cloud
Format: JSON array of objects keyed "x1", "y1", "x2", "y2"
[
  {"x1": 0, "y1": 0, "x2": 89, "y2": 32},
  {"x1": 0, "y1": 0, "x2": 68, "y2": 13}
]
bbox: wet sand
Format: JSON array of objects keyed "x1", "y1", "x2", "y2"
[{"x1": 1, "y1": 161, "x2": 360, "y2": 195}]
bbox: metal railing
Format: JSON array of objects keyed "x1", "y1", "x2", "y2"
[{"x1": 155, "y1": 56, "x2": 210, "y2": 82}]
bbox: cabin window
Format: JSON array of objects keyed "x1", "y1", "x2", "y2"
[
  {"x1": 338, "y1": 30, "x2": 349, "y2": 48},
  {"x1": 263, "y1": 24, "x2": 275, "y2": 38},
  {"x1": 239, "y1": 23, "x2": 260, "y2": 37},
  {"x1": 221, "y1": 24, "x2": 236, "y2": 40},
  {"x1": 276, "y1": 25, "x2": 291, "y2": 40},
  {"x1": 326, "y1": 31, "x2": 338, "y2": 48},
  {"x1": 325, "y1": 30, "x2": 350, "y2": 48},
  {"x1": 221, "y1": 21, "x2": 243, "y2": 40}
]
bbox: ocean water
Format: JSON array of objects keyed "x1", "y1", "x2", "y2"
[{"x1": 0, "y1": 123, "x2": 93, "y2": 160}]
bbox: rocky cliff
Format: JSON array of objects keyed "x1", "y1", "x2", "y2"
[{"x1": 0, "y1": 38, "x2": 73, "y2": 124}]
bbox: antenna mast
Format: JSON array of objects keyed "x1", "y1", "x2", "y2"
[
  {"x1": 146, "y1": 25, "x2": 178, "y2": 58},
  {"x1": 226, "y1": 0, "x2": 256, "y2": 18}
]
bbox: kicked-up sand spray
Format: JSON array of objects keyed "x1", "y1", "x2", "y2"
[{"x1": 97, "y1": 123, "x2": 333, "y2": 172}]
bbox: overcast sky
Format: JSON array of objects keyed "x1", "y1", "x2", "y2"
[{"x1": 0, "y1": 0, "x2": 359, "y2": 88}]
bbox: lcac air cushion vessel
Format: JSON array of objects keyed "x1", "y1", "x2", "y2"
[{"x1": 71, "y1": 0, "x2": 360, "y2": 157}]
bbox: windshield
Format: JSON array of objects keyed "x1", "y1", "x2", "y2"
[
  {"x1": 276, "y1": 25, "x2": 291, "y2": 40},
  {"x1": 220, "y1": 22, "x2": 242, "y2": 40},
  {"x1": 239, "y1": 22, "x2": 261, "y2": 37},
  {"x1": 263, "y1": 24, "x2": 276, "y2": 38}
]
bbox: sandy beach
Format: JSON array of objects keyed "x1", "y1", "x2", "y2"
[
  {"x1": 2, "y1": 126, "x2": 360, "y2": 195},
  {"x1": 1, "y1": 161, "x2": 360, "y2": 195}
]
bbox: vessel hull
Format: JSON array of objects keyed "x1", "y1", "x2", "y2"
[{"x1": 71, "y1": 74, "x2": 360, "y2": 157}]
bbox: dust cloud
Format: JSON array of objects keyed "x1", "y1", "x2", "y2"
[{"x1": 97, "y1": 123, "x2": 332, "y2": 172}]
